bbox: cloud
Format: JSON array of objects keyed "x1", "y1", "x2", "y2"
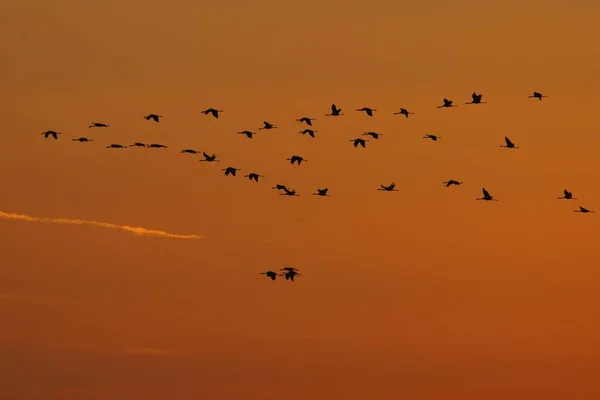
[{"x1": 0, "y1": 211, "x2": 204, "y2": 240}]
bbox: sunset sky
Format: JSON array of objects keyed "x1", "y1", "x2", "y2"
[{"x1": 2, "y1": 0, "x2": 600, "y2": 398}]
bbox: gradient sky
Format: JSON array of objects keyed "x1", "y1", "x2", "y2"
[{"x1": 2, "y1": 0, "x2": 600, "y2": 398}]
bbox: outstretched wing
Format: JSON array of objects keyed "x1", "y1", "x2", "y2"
[
  {"x1": 564, "y1": 189, "x2": 570, "y2": 197},
  {"x1": 504, "y1": 137, "x2": 513, "y2": 146},
  {"x1": 482, "y1": 188, "x2": 490, "y2": 198}
]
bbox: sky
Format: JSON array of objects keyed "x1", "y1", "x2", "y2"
[{"x1": 1, "y1": 0, "x2": 600, "y2": 398}]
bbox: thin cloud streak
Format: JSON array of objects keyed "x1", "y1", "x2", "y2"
[{"x1": 0, "y1": 211, "x2": 204, "y2": 240}]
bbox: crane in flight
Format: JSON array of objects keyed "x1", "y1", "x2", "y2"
[
  {"x1": 72, "y1": 137, "x2": 92, "y2": 142},
  {"x1": 286, "y1": 155, "x2": 306, "y2": 165},
  {"x1": 378, "y1": 182, "x2": 398, "y2": 192},
  {"x1": 199, "y1": 152, "x2": 219, "y2": 162},
  {"x1": 558, "y1": 189, "x2": 576, "y2": 200},
  {"x1": 466, "y1": 92, "x2": 486, "y2": 104},
  {"x1": 325, "y1": 104, "x2": 343, "y2": 116},
  {"x1": 130, "y1": 142, "x2": 146, "y2": 147},
  {"x1": 260, "y1": 271, "x2": 282, "y2": 281},
  {"x1": 443, "y1": 180, "x2": 463, "y2": 187},
  {"x1": 222, "y1": 167, "x2": 240, "y2": 176},
  {"x1": 89, "y1": 122, "x2": 109, "y2": 128},
  {"x1": 147, "y1": 143, "x2": 167, "y2": 148},
  {"x1": 437, "y1": 98, "x2": 456, "y2": 108},
  {"x1": 272, "y1": 184, "x2": 288, "y2": 191},
  {"x1": 362, "y1": 131, "x2": 382, "y2": 139},
  {"x1": 574, "y1": 206, "x2": 594, "y2": 213},
  {"x1": 106, "y1": 144, "x2": 127, "y2": 149},
  {"x1": 500, "y1": 137, "x2": 519, "y2": 149},
  {"x1": 313, "y1": 188, "x2": 331, "y2": 197},
  {"x1": 350, "y1": 138, "x2": 369, "y2": 148},
  {"x1": 238, "y1": 130, "x2": 257, "y2": 139},
  {"x1": 299, "y1": 129, "x2": 317, "y2": 138},
  {"x1": 394, "y1": 108, "x2": 415, "y2": 118},
  {"x1": 296, "y1": 117, "x2": 315, "y2": 126},
  {"x1": 280, "y1": 188, "x2": 299, "y2": 196},
  {"x1": 143, "y1": 114, "x2": 162, "y2": 122},
  {"x1": 357, "y1": 107, "x2": 376, "y2": 117},
  {"x1": 280, "y1": 267, "x2": 301, "y2": 281},
  {"x1": 41, "y1": 130, "x2": 61, "y2": 140},
  {"x1": 476, "y1": 188, "x2": 497, "y2": 201},
  {"x1": 259, "y1": 121, "x2": 277, "y2": 130},
  {"x1": 202, "y1": 108, "x2": 223, "y2": 119},
  {"x1": 423, "y1": 134, "x2": 441, "y2": 141},
  {"x1": 244, "y1": 173, "x2": 263, "y2": 182},
  {"x1": 528, "y1": 92, "x2": 547, "y2": 100},
  {"x1": 180, "y1": 149, "x2": 200, "y2": 154}
]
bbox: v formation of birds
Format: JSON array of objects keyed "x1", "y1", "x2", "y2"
[{"x1": 40, "y1": 92, "x2": 595, "y2": 282}]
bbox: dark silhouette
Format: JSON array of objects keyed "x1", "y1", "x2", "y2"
[
  {"x1": 280, "y1": 188, "x2": 299, "y2": 196},
  {"x1": 41, "y1": 130, "x2": 61, "y2": 140},
  {"x1": 143, "y1": 114, "x2": 162, "y2": 122},
  {"x1": 260, "y1": 271, "x2": 281, "y2": 281},
  {"x1": 147, "y1": 143, "x2": 167, "y2": 148},
  {"x1": 296, "y1": 117, "x2": 315, "y2": 126},
  {"x1": 356, "y1": 107, "x2": 376, "y2": 117},
  {"x1": 394, "y1": 108, "x2": 415, "y2": 118},
  {"x1": 325, "y1": 104, "x2": 343, "y2": 116},
  {"x1": 558, "y1": 189, "x2": 576, "y2": 200},
  {"x1": 199, "y1": 152, "x2": 219, "y2": 162},
  {"x1": 106, "y1": 144, "x2": 127, "y2": 149},
  {"x1": 238, "y1": 130, "x2": 256, "y2": 139},
  {"x1": 529, "y1": 92, "x2": 546, "y2": 100},
  {"x1": 222, "y1": 167, "x2": 240, "y2": 176},
  {"x1": 244, "y1": 173, "x2": 263, "y2": 182},
  {"x1": 437, "y1": 98, "x2": 456, "y2": 108},
  {"x1": 272, "y1": 184, "x2": 288, "y2": 191},
  {"x1": 72, "y1": 137, "x2": 92, "y2": 143},
  {"x1": 574, "y1": 206, "x2": 594, "y2": 213},
  {"x1": 299, "y1": 129, "x2": 317, "y2": 138},
  {"x1": 500, "y1": 136, "x2": 519, "y2": 149},
  {"x1": 181, "y1": 149, "x2": 200, "y2": 154},
  {"x1": 286, "y1": 155, "x2": 306, "y2": 165},
  {"x1": 443, "y1": 180, "x2": 463, "y2": 187},
  {"x1": 466, "y1": 92, "x2": 486, "y2": 104},
  {"x1": 350, "y1": 138, "x2": 368, "y2": 148},
  {"x1": 423, "y1": 134, "x2": 441, "y2": 141},
  {"x1": 130, "y1": 142, "x2": 146, "y2": 147},
  {"x1": 362, "y1": 131, "x2": 382, "y2": 139},
  {"x1": 313, "y1": 188, "x2": 331, "y2": 197},
  {"x1": 202, "y1": 108, "x2": 223, "y2": 119},
  {"x1": 259, "y1": 121, "x2": 277, "y2": 130},
  {"x1": 88, "y1": 122, "x2": 109, "y2": 128},
  {"x1": 280, "y1": 267, "x2": 301, "y2": 281},
  {"x1": 378, "y1": 182, "x2": 398, "y2": 192},
  {"x1": 476, "y1": 188, "x2": 497, "y2": 201}
]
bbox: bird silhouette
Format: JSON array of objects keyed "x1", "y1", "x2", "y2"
[
  {"x1": 466, "y1": 92, "x2": 486, "y2": 104},
  {"x1": 238, "y1": 130, "x2": 256, "y2": 139},
  {"x1": 296, "y1": 117, "x2": 315, "y2": 126},
  {"x1": 202, "y1": 108, "x2": 223, "y2": 119},
  {"x1": 41, "y1": 130, "x2": 61, "y2": 140},
  {"x1": 280, "y1": 188, "x2": 299, "y2": 196},
  {"x1": 130, "y1": 142, "x2": 146, "y2": 147},
  {"x1": 423, "y1": 134, "x2": 441, "y2": 141},
  {"x1": 143, "y1": 114, "x2": 162, "y2": 122},
  {"x1": 72, "y1": 137, "x2": 92, "y2": 143},
  {"x1": 280, "y1": 267, "x2": 301, "y2": 281},
  {"x1": 362, "y1": 131, "x2": 382, "y2": 139},
  {"x1": 313, "y1": 188, "x2": 331, "y2": 197},
  {"x1": 222, "y1": 167, "x2": 240, "y2": 176},
  {"x1": 272, "y1": 184, "x2": 288, "y2": 191},
  {"x1": 378, "y1": 182, "x2": 398, "y2": 192},
  {"x1": 437, "y1": 98, "x2": 456, "y2": 108},
  {"x1": 325, "y1": 104, "x2": 343, "y2": 116},
  {"x1": 500, "y1": 137, "x2": 519, "y2": 149},
  {"x1": 394, "y1": 108, "x2": 415, "y2": 118},
  {"x1": 443, "y1": 180, "x2": 463, "y2": 187},
  {"x1": 147, "y1": 143, "x2": 167, "y2": 148},
  {"x1": 476, "y1": 188, "x2": 497, "y2": 201},
  {"x1": 244, "y1": 173, "x2": 263, "y2": 182},
  {"x1": 180, "y1": 149, "x2": 200, "y2": 154},
  {"x1": 88, "y1": 122, "x2": 109, "y2": 128},
  {"x1": 286, "y1": 155, "x2": 306, "y2": 165},
  {"x1": 260, "y1": 271, "x2": 282, "y2": 281},
  {"x1": 259, "y1": 121, "x2": 277, "y2": 130},
  {"x1": 357, "y1": 107, "x2": 376, "y2": 117},
  {"x1": 558, "y1": 189, "x2": 576, "y2": 200},
  {"x1": 106, "y1": 144, "x2": 127, "y2": 149},
  {"x1": 299, "y1": 129, "x2": 317, "y2": 138},
  {"x1": 574, "y1": 206, "x2": 594, "y2": 213},
  {"x1": 199, "y1": 152, "x2": 219, "y2": 162},
  {"x1": 528, "y1": 92, "x2": 547, "y2": 100},
  {"x1": 350, "y1": 138, "x2": 369, "y2": 148}
]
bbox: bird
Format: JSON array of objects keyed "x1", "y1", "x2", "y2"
[
  {"x1": 574, "y1": 206, "x2": 594, "y2": 213},
  {"x1": 558, "y1": 189, "x2": 576, "y2": 200},
  {"x1": 260, "y1": 271, "x2": 281, "y2": 281},
  {"x1": 180, "y1": 149, "x2": 200, "y2": 154},
  {"x1": 299, "y1": 129, "x2": 317, "y2": 138},
  {"x1": 296, "y1": 117, "x2": 315, "y2": 126},
  {"x1": 325, "y1": 104, "x2": 343, "y2": 116},
  {"x1": 199, "y1": 152, "x2": 219, "y2": 162},
  {"x1": 350, "y1": 138, "x2": 368, "y2": 148},
  {"x1": 106, "y1": 144, "x2": 127, "y2": 149},
  {"x1": 88, "y1": 122, "x2": 109, "y2": 128},
  {"x1": 476, "y1": 188, "x2": 497, "y2": 201},
  {"x1": 394, "y1": 108, "x2": 415, "y2": 118},
  {"x1": 72, "y1": 137, "x2": 92, "y2": 143},
  {"x1": 313, "y1": 188, "x2": 331, "y2": 197},
  {"x1": 41, "y1": 130, "x2": 61, "y2": 140},
  {"x1": 423, "y1": 134, "x2": 441, "y2": 141},
  {"x1": 437, "y1": 98, "x2": 457, "y2": 108},
  {"x1": 244, "y1": 173, "x2": 263, "y2": 182},
  {"x1": 528, "y1": 92, "x2": 547, "y2": 100},
  {"x1": 147, "y1": 143, "x2": 167, "y2": 148},
  {"x1": 466, "y1": 92, "x2": 486, "y2": 104},
  {"x1": 280, "y1": 188, "x2": 299, "y2": 196},
  {"x1": 443, "y1": 180, "x2": 463, "y2": 187},
  {"x1": 143, "y1": 114, "x2": 162, "y2": 122},
  {"x1": 222, "y1": 167, "x2": 240, "y2": 176},
  {"x1": 286, "y1": 155, "x2": 306, "y2": 165},
  {"x1": 129, "y1": 142, "x2": 146, "y2": 147},
  {"x1": 272, "y1": 184, "x2": 288, "y2": 191},
  {"x1": 281, "y1": 266, "x2": 300, "y2": 273},
  {"x1": 357, "y1": 107, "x2": 376, "y2": 117},
  {"x1": 259, "y1": 121, "x2": 277, "y2": 130},
  {"x1": 362, "y1": 131, "x2": 382, "y2": 139},
  {"x1": 238, "y1": 130, "x2": 256, "y2": 139},
  {"x1": 282, "y1": 270, "x2": 301, "y2": 282},
  {"x1": 202, "y1": 108, "x2": 223, "y2": 119},
  {"x1": 378, "y1": 182, "x2": 398, "y2": 192},
  {"x1": 500, "y1": 137, "x2": 519, "y2": 149}
]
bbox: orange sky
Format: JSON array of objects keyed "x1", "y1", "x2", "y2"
[{"x1": 2, "y1": 0, "x2": 600, "y2": 399}]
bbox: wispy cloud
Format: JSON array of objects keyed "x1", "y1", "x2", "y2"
[{"x1": 0, "y1": 211, "x2": 204, "y2": 240}]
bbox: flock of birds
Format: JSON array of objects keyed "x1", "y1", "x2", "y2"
[{"x1": 39, "y1": 91, "x2": 596, "y2": 282}]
